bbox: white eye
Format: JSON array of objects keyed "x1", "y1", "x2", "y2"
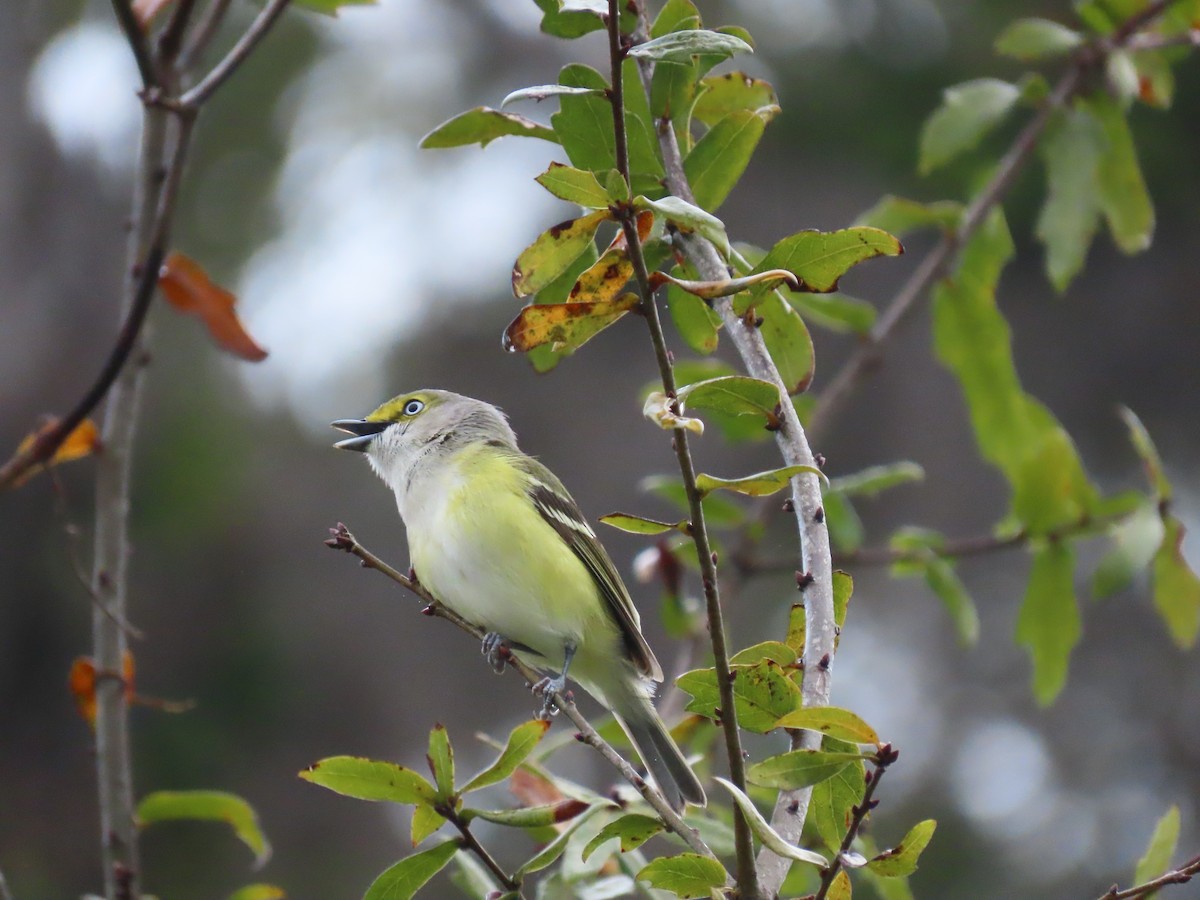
[{"x1": 403, "y1": 399, "x2": 424, "y2": 416}]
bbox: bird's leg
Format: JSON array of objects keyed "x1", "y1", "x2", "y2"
[
  {"x1": 532, "y1": 641, "x2": 576, "y2": 720},
  {"x1": 480, "y1": 632, "x2": 511, "y2": 674}
]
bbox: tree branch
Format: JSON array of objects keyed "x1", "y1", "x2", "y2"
[
  {"x1": 1099, "y1": 854, "x2": 1200, "y2": 900},
  {"x1": 605, "y1": 5, "x2": 757, "y2": 895},
  {"x1": 324, "y1": 524, "x2": 722, "y2": 867},
  {"x1": 179, "y1": 0, "x2": 292, "y2": 108},
  {"x1": 813, "y1": 744, "x2": 898, "y2": 900},
  {"x1": 443, "y1": 811, "x2": 525, "y2": 897},
  {"x1": 109, "y1": 0, "x2": 158, "y2": 89},
  {"x1": 626, "y1": 6, "x2": 836, "y2": 894},
  {"x1": 808, "y1": 0, "x2": 1179, "y2": 440},
  {"x1": 179, "y1": 0, "x2": 235, "y2": 72}
]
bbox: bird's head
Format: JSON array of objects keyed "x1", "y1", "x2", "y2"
[{"x1": 332, "y1": 389, "x2": 517, "y2": 493}]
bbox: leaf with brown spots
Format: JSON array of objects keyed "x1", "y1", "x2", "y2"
[
  {"x1": 504, "y1": 293, "x2": 640, "y2": 356},
  {"x1": 158, "y1": 253, "x2": 268, "y2": 362},
  {"x1": 513, "y1": 209, "x2": 611, "y2": 298}
]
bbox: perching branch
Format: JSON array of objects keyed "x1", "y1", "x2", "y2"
[
  {"x1": 603, "y1": 4, "x2": 758, "y2": 896},
  {"x1": 1098, "y1": 854, "x2": 1200, "y2": 900},
  {"x1": 626, "y1": 6, "x2": 836, "y2": 895},
  {"x1": 324, "y1": 523, "x2": 722, "y2": 867},
  {"x1": 442, "y1": 810, "x2": 526, "y2": 897},
  {"x1": 178, "y1": 0, "x2": 292, "y2": 108},
  {"x1": 807, "y1": 0, "x2": 1179, "y2": 440}
]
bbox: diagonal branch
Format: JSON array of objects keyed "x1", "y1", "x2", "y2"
[
  {"x1": 179, "y1": 0, "x2": 292, "y2": 108},
  {"x1": 324, "y1": 523, "x2": 722, "y2": 867},
  {"x1": 1098, "y1": 854, "x2": 1200, "y2": 900}
]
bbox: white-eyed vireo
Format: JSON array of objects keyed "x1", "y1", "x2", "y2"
[{"x1": 332, "y1": 390, "x2": 705, "y2": 811}]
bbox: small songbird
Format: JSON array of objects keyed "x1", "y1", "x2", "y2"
[{"x1": 332, "y1": 390, "x2": 705, "y2": 811}]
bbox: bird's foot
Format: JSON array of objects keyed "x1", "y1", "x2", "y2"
[
  {"x1": 481, "y1": 632, "x2": 511, "y2": 674},
  {"x1": 532, "y1": 674, "x2": 571, "y2": 720}
]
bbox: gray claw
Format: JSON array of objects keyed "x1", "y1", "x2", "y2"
[{"x1": 481, "y1": 632, "x2": 509, "y2": 674}]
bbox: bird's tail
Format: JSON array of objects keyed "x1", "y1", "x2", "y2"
[{"x1": 613, "y1": 691, "x2": 706, "y2": 813}]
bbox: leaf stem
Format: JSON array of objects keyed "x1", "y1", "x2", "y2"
[
  {"x1": 324, "y1": 524, "x2": 722, "y2": 866},
  {"x1": 442, "y1": 809, "x2": 525, "y2": 896},
  {"x1": 606, "y1": 5, "x2": 757, "y2": 896},
  {"x1": 1098, "y1": 854, "x2": 1200, "y2": 900}
]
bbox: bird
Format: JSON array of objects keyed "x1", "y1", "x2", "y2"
[{"x1": 332, "y1": 389, "x2": 705, "y2": 811}]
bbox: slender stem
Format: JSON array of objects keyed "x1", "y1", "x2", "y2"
[
  {"x1": 808, "y1": 0, "x2": 1178, "y2": 440},
  {"x1": 444, "y1": 813, "x2": 524, "y2": 896},
  {"x1": 1099, "y1": 854, "x2": 1200, "y2": 900},
  {"x1": 110, "y1": 0, "x2": 157, "y2": 88},
  {"x1": 179, "y1": 0, "x2": 292, "y2": 108},
  {"x1": 606, "y1": 5, "x2": 757, "y2": 895},
  {"x1": 812, "y1": 745, "x2": 897, "y2": 900},
  {"x1": 625, "y1": 8, "x2": 836, "y2": 894},
  {"x1": 178, "y1": 0, "x2": 235, "y2": 72},
  {"x1": 324, "y1": 525, "x2": 722, "y2": 865},
  {"x1": 156, "y1": 0, "x2": 203, "y2": 65}
]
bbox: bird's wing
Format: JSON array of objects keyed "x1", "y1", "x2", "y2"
[{"x1": 516, "y1": 455, "x2": 663, "y2": 682}]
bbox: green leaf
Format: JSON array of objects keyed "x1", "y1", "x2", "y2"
[
  {"x1": 785, "y1": 603, "x2": 806, "y2": 656},
  {"x1": 1133, "y1": 805, "x2": 1180, "y2": 894},
  {"x1": 693, "y1": 72, "x2": 778, "y2": 126},
  {"x1": 746, "y1": 750, "x2": 865, "y2": 790},
  {"x1": 683, "y1": 109, "x2": 767, "y2": 212},
  {"x1": 994, "y1": 18, "x2": 1084, "y2": 60},
  {"x1": 774, "y1": 707, "x2": 881, "y2": 745},
  {"x1": 729, "y1": 641, "x2": 796, "y2": 666},
  {"x1": 410, "y1": 804, "x2": 445, "y2": 847},
  {"x1": 464, "y1": 799, "x2": 589, "y2": 828},
  {"x1": 925, "y1": 558, "x2": 980, "y2": 646},
  {"x1": 678, "y1": 376, "x2": 781, "y2": 429},
  {"x1": 363, "y1": 841, "x2": 459, "y2": 900},
  {"x1": 420, "y1": 107, "x2": 557, "y2": 149},
  {"x1": 1016, "y1": 541, "x2": 1080, "y2": 705},
  {"x1": 289, "y1": 0, "x2": 374, "y2": 15},
  {"x1": 668, "y1": 271, "x2": 722, "y2": 354},
  {"x1": 463, "y1": 720, "x2": 550, "y2": 793},
  {"x1": 628, "y1": 29, "x2": 753, "y2": 64},
  {"x1": 531, "y1": 0, "x2": 605, "y2": 38},
  {"x1": 504, "y1": 292, "x2": 640, "y2": 355},
  {"x1": 867, "y1": 819, "x2": 937, "y2": 878},
  {"x1": 502, "y1": 84, "x2": 605, "y2": 107},
  {"x1": 919, "y1": 78, "x2": 1020, "y2": 174},
  {"x1": 1036, "y1": 105, "x2": 1105, "y2": 291},
  {"x1": 809, "y1": 745, "x2": 866, "y2": 852},
  {"x1": 677, "y1": 660, "x2": 802, "y2": 732},
  {"x1": 828, "y1": 870, "x2": 852, "y2": 900},
  {"x1": 715, "y1": 778, "x2": 828, "y2": 867},
  {"x1": 637, "y1": 854, "x2": 727, "y2": 898},
  {"x1": 634, "y1": 194, "x2": 730, "y2": 255},
  {"x1": 750, "y1": 227, "x2": 903, "y2": 296},
  {"x1": 787, "y1": 292, "x2": 877, "y2": 335},
  {"x1": 516, "y1": 805, "x2": 607, "y2": 876},
  {"x1": 137, "y1": 790, "x2": 270, "y2": 867},
  {"x1": 299, "y1": 756, "x2": 436, "y2": 805},
  {"x1": 535, "y1": 163, "x2": 614, "y2": 208},
  {"x1": 758, "y1": 292, "x2": 816, "y2": 394},
  {"x1": 641, "y1": 474, "x2": 746, "y2": 528},
  {"x1": 227, "y1": 885, "x2": 285, "y2": 900},
  {"x1": 833, "y1": 570, "x2": 854, "y2": 633},
  {"x1": 582, "y1": 813, "x2": 666, "y2": 861},
  {"x1": 427, "y1": 724, "x2": 454, "y2": 798},
  {"x1": 829, "y1": 462, "x2": 924, "y2": 498},
  {"x1": 823, "y1": 491, "x2": 864, "y2": 554},
  {"x1": 1120, "y1": 406, "x2": 1172, "y2": 499},
  {"x1": 599, "y1": 512, "x2": 688, "y2": 536},
  {"x1": 512, "y1": 209, "x2": 610, "y2": 298},
  {"x1": 526, "y1": 239, "x2": 600, "y2": 374},
  {"x1": 1084, "y1": 92, "x2": 1155, "y2": 254},
  {"x1": 1153, "y1": 516, "x2": 1200, "y2": 648},
  {"x1": 1092, "y1": 500, "x2": 1165, "y2": 599},
  {"x1": 855, "y1": 195, "x2": 963, "y2": 238},
  {"x1": 696, "y1": 464, "x2": 824, "y2": 499}
]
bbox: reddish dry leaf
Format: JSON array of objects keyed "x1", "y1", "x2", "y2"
[
  {"x1": 131, "y1": 0, "x2": 175, "y2": 28},
  {"x1": 158, "y1": 252, "x2": 268, "y2": 362},
  {"x1": 604, "y1": 210, "x2": 654, "y2": 252},
  {"x1": 69, "y1": 652, "x2": 135, "y2": 728},
  {"x1": 510, "y1": 767, "x2": 564, "y2": 809},
  {"x1": 11, "y1": 417, "x2": 101, "y2": 487}
]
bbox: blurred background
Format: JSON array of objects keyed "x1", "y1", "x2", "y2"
[{"x1": 3, "y1": 0, "x2": 1199, "y2": 897}]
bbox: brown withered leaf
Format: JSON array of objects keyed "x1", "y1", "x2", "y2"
[
  {"x1": 69, "y1": 651, "x2": 135, "y2": 729},
  {"x1": 11, "y1": 417, "x2": 101, "y2": 487},
  {"x1": 510, "y1": 767, "x2": 564, "y2": 809},
  {"x1": 131, "y1": 0, "x2": 175, "y2": 28},
  {"x1": 158, "y1": 252, "x2": 268, "y2": 362},
  {"x1": 504, "y1": 293, "x2": 640, "y2": 355}
]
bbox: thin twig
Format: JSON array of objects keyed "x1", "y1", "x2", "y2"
[
  {"x1": 178, "y1": 0, "x2": 235, "y2": 71},
  {"x1": 444, "y1": 813, "x2": 525, "y2": 897},
  {"x1": 156, "y1": 0, "x2": 203, "y2": 65},
  {"x1": 179, "y1": 0, "x2": 292, "y2": 108},
  {"x1": 324, "y1": 524, "x2": 721, "y2": 865},
  {"x1": 110, "y1": 0, "x2": 157, "y2": 88},
  {"x1": 605, "y1": 4, "x2": 757, "y2": 895},
  {"x1": 626, "y1": 5, "x2": 837, "y2": 894},
  {"x1": 812, "y1": 744, "x2": 898, "y2": 900},
  {"x1": 1099, "y1": 854, "x2": 1200, "y2": 900},
  {"x1": 808, "y1": 0, "x2": 1179, "y2": 440}
]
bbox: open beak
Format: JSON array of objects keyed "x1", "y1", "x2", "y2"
[{"x1": 331, "y1": 419, "x2": 388, "y2": 452}]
